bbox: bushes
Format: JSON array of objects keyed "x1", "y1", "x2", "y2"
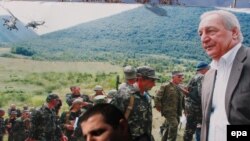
[
  {"x1": 2, "y1": 72, "x2": 119, "y2": 108},
  {"x1": 11, "y1": 47, "x2": 35, "y2": 56}
]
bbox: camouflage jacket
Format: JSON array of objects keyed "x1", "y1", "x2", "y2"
[
  {"x1": 186, "y1": 73, "x2": 204, "y2": 105},
  {"x1": 118, "y1": 83, "x2": 137, "y2": 94},
  {"x1": 111, "y1": 86, "x2": 152, "y2": 140},
  {"x1": 29, "y1": 105, "x2": 62, "y2": 141},
  {"x1": 154, "y1": 82, "x2": 184, "y2": 118},
  {"x1": 0, "y1": 117, "x2": 5, "y2": 136},
  {"x1": 60, "y1": 110, "x2": 83, "y2": 140},
  {"x1": 5, "y1": 117, "x2": 16, "y2": 134},
  {"x1": 66, "y1": 93, "x2": 91, "y2": 106},
  {"x1": 12, "y1": 117, "x2": 30, "y2": 141},
  {"x1": 185, "y1": 73, "x2": 204, "y2": 112}
]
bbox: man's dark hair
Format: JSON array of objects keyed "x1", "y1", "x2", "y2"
[{"x1": 79, "y1": 103, "x2": 125, "y2": 129}]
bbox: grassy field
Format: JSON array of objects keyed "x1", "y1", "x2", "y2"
[
  {"x1": 0, "y1": 48, "x2": 122, "y2": 110},
  {"x1": 0, "y1": 48, "x2": 189, "y2": 141}
]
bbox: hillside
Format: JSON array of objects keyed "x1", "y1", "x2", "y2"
[
  {"x1": 1, "y1": 2, "x2": 250, "y2": 73},
  {"x1": 7, "y1": 5, "x2": 250, "y2": 72}
]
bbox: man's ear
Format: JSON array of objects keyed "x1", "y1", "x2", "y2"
[{"x1": 232, "y1": 27, "x2": 239, "y2": 40}]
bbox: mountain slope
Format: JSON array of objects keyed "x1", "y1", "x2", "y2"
[{"x1": 11, "y1": 6, "x2": 250, "y2": 63}]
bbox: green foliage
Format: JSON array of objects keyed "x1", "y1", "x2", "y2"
[
  {"x1": 0, "y1": 53, "x2": 17, "y2": 58},
  {"x1": 1, "y1": 72, "x2": 118, "y2": 107},
  {"x1": 11, "y1": 47, "x2": 36, "y2": 56}
]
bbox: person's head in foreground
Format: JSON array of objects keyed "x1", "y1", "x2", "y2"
[{"x1": 79, "y1": 103, "x2": 131, "y2": 141}]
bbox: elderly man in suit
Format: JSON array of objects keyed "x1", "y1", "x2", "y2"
[{"x1": 198, "y1": 10, "x2": 250, "y2": 141}]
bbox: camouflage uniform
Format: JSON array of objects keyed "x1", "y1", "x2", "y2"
[
  {"x1": 66, "y1": 94, "x2": 90, "y2": 106},
  {"x1": 8, "y1": 107, "x2": 21, "y2": 118},
  {"x1": 92, "y1": 95, "x2": 107, "y2": 105},
  {"x1": 183, "y1": 73, "x2": 203, "y2": 141},
  {"x1": 118, "y1": 65, "x2": 137, "y2": 95},
  {"x1": 154, "y1": 82, "x2": 184, "y2": 141},
  {"x1": 0, "y1": 116, "x2": 5, "y2": 141},
  {"x1": 5, "y1": 112, "x2": 17, "y2": 141},
  {"x1": 60, "y1": 110, "x2": 83, "y2": 141},
  {"x1": 28, "y1": 105, "x2": 62, "y2": 141},
  {"x1": 111, "y1": 87, "x2": 153, "y2": 141},
  {"x1": 119, "y1": 83, "x2": 137, "y2": 95},
  {"x1": 12, "y1": 117, "x2": 31, "y2": 141}
]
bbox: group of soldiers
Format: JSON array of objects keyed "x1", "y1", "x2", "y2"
[
  {"x1": 109, "y1": 62, "x2": 209, "y2": 141},
  {"x1": 0, "y1": 104, "x2": 31, "y2": 141},
  {"x1": 154, "y1": 61, "x2": 210, "y2": 141},
  {"x1": 0, "y1": 84, "x2": 117, "y2": 141},
  {"x1": 0, "y1": 62, "x2": 208, "y2": 141}
]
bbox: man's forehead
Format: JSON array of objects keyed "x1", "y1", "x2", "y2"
[
  {"x1": 199, "y1": 14, "x2": 223, "y2": 28},
  {"x1": 81, "y1": 114, "x2": 110, "y2": 133}
]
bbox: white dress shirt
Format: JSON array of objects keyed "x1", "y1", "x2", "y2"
[{"x1": 208, "y1": 43, "x2": 241, "y2": 141}]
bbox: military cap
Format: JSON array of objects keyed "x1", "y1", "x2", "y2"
[
  {"x1": 70, "y1": 98, "x2": 83, "y2": 109},
  {"x1": 107, "y1": 89, "x2": 117, "y2": 97},
  {"x1": 137, "y1": 66, "x2": 159, "y2": 80},
  {"x1": 94, "y1": 85, "x2": 103, "y2": 91},
  {"x1": 46, "y1": 93, "x2": 59, "y2": 102},
  {"x1": 124, "y1": 66, "x2": 137, "y2": 80},
  {"x1": 93, "y1": 95, "x2": 107, "y2": 104},
  {"x1": 196, "y1": 61, "x2": 209, "y2": 71},
  {"x1": 172, "y1": 71, "x2": 183, "y2": 76}
]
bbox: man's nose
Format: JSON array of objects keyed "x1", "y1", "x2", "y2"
[
  {"x1": 86, "y1": 136, "x2": 95, "y2": 141},
  {"x1": 201, "y1": 33, "x2": 210, "y2": 43}
]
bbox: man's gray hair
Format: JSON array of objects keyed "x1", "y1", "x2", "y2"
[{"x1": 200, "y1": 10, "x2": 243, "y2": 42}]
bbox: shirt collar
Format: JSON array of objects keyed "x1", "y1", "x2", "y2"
[{"x1": 210, "y1": 43, "x2": 241, "y2": 70}]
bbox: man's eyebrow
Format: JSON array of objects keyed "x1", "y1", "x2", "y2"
[{"x1": 89, "y1": 128, "x2": 106, "y2": 136}]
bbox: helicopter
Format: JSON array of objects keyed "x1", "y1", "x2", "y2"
[
  {"x1": 25, "y1": 21, "x2": 45, "y2": 29},
  {"x1": 2, "y1": 16, "x2": 18, "y2": 30},
  {"x1": 1, "y1": 4, "x2": 19, "y2": 31}
]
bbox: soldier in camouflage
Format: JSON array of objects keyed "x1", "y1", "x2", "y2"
[
  {"x1": 154, "y1": 71, "x2": 185, "y2": 141},
  {"x1": 60, "y1": 98, "x2": 84, "y2": 141},
  {"x1": 26, "y1": 94, "x2": 67, "y2": 141},
  {"x1": 8, "y1": 104, "x2": 21, "y2": 118},
  {"x1": 90, "y1": 85, "x2": 107, "y2": 104},
  {"x1": 183, "y1": 62, "x2": 209, "y2": 141},
  {"x1": 5, "y1": 111, "x2": 18, "y2": 141},
  {"x1": 107, "y1": 89, "x2": 117, "y2": 103},
  {"x1": 0, "y1": 109, "x2": 5, "y2": 141},
  {"x1": 111, "y1": 66, "x2": 158, "y2": 141},
  {"x1": 118, "y1": 65, "x2": 137, "y2": 94},
  {"x1": 12, "y1": 110, "x2": 31, "y2": 141},
  {"x1": 66, "y1": 86, "x2": 91, "y2": 107}
]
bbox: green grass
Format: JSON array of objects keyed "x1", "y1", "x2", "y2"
[{"x1": 0, "y1": 51, "x2": 123, "y2": 111}]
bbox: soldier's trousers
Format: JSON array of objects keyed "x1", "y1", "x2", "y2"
[
  {"x1": 161, "y1": 116, "x2": 179, "y2": 141},
  {"x1": 183, "y1": 110, "x2": 202, "y2": 141}
]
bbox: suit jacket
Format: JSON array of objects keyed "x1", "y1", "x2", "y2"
[{"x1": 201, "y1": 46, "x2": 250, "y2": 141}]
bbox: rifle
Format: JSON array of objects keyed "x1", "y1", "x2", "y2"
[{"x1": 115, "y1": 75, "x2": 121, "y2": 90}]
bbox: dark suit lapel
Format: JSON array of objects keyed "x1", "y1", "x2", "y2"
[{"x1": 225, "y1": 46, "x2": 246, "y2": 117}]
